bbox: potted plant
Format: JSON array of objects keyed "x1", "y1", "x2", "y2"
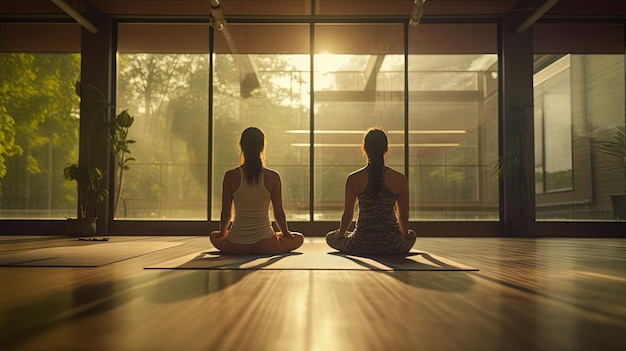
[
  {"x1": 64, "y1": 82, "x2": 135, "y2": 237},
  {"x1": 63, "y1": 162, "x2": 108, "y2": 236},
  {"x1": 493, "y1": 95, "x2": 534, "y2": 235},
  {"x1": 598, "y1": 125, "x2": 626, "y2": 220}
]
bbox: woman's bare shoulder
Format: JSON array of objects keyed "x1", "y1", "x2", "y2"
[
  {"x1": 263, "y1": 168, "x2": 280, "y2": 179},
  {"x1": 224, "y1": 167, "x2": 240, "y2": 178},
  {"x1": 386, "y1": 167, "x2": 408, "y2": 185},
  {"x1": 386, "y1": 167, "x2": 406, "y2": 179},
  {"x1": 347, "y1": 166, "x2": 367, "y2": 179},
  {"x1": 262, "y1": 168, "x2": 281, "y2": 193},
  {"x1": 223, "y1": 167, "x2": 241, "y2": 192},
  {"x1": 347, "y1": 167, "x2": 368, "y2": 194},
  {"x1": 224, "y1": 167, "x2": 242, "y2": 185},
  {"x1": 263, "y1": 168, "x2": 282, "y2": 187}
]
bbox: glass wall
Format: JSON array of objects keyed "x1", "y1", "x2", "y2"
[
  {"x1": 211, "y1": 23, "x2": 500, "y2": 222},
  {"x1": 3, "y1": 19, "x2": 625, "y2": 233},
  {"x1": 534, "y1": 24, "x2": 625, "y2": 221},
  {"x1": 408, "y1": 24, "x2": 499, "y2": 220},
  {"x1": 212, "y1": 24, "x2": 311, "y2": 221},
  {"x1": 116, "y1": 23, "x2": 210, "y2": 219},
  {"x1": 313, "y1": 24, "x2": 405, "y2": 220},
  {"x1": 126, "y1": 22, "x2": 501, "y2": 223},
  {"x1": 0, "y1": 23, "x2": 81, "y2": 219}
]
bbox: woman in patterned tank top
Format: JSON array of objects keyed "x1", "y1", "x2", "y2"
[{"x1": 326, "y1": 128, "x2": 417, "y2": 255}]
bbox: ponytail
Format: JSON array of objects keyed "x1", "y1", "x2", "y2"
[
  {"x1": 239, "y1": 127, "x2": 266, "y2": 184},
  {"x1": 369, "y1": 153, "x2": 385, "y2": 195},
  {"x1": 363, "y1": 128, "x2": 389, "y2": 196}
]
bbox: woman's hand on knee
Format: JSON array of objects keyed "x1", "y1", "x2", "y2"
[
  {"x1": 280, "y1": 231, "x2": 294, "y2": 238},
  {"x1": 211, "y1": 230, "x2": 227, "y2": 238}
]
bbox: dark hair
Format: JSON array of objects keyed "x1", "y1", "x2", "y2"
[
  {"x1": 239, "y1": 127, "x2": 266, "y2": 184},
  {"x1": 363, "y1": 128, "x2": 389, "y2": 196}
]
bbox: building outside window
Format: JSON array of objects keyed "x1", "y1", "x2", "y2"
[{"x1": 534, "y1": 24, "x2": 625, "y2": 221}]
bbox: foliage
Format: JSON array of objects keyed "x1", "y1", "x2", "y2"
[
  {"x1": 114, "y1": 52, "x2": 307, "y2": 217},
  {"x1": 116, "y1": 53, "x2": 208, "y2": 217},
  {"x1": 111, "y1": 109, "x2": 135, "y2": 214},
  {"x1": 0, "y1": 54, "x2": 28, "y2": 179},
  {"x1": 0, "y1": 105, "x2": 23, "y2": 178},
  {"x1": 429, "y1": 168, "x2": 468, "y2": 199},
  {"x1": 0, "y1": 53, "x2": 80, "y2": 214},
  {"x1": 598, "y1": 125, "x2": 626, "y2": 193},
  {"x1": 544, "y1": 170, "x2": 573, "y2": 192},
  {"x1": 63, "y1": 162, "x2": 109, "y2": 218}
]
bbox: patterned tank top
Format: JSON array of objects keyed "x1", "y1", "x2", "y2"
[{"x1": 350, "y1": 166, "x2": 405, "y2": 255}]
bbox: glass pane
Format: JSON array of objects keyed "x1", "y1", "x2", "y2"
[
  {"x1": 408, "y1": 54, "x2": 499, "y2": 220},
  {"x1": 313, "y1": 24, "x2": 405, "y2": 221},
  {"x1": 534, "y1": 54, "x2": 625, "y2": 220},
  {"x1": 212, "y1": 24, "x2": 311, "y2": 221},
  {"x1": 116, "y1": 23, "x2": 210, "y2": 219},
  {"x1": 0, "y1": 53, "x2": 81, "y2": 219},
  {"x1": 534, "y1": 56, "x2": 574, "y2": 195},
  {"x1": 408, "y1": 22, "x2": 499, "y2": 221},
  {"x1": 212, "y1": 54, "x2": 311, "y2": 220}
]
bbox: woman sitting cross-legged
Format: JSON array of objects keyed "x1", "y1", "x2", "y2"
[
  {"x1": 326, "y1": 127, "x2": 417, "y2": 255},
  {"x1": 210, "y1": 127, "x2": 304, "y2": 254}
]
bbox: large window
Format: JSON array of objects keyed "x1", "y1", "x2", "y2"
[
  {"x1": 534, "y1": 24, "x2": 625, "y2": 221},
  {"x1": 125, "y1": 22, "x2": 502, "y2": 223},
  {"x1": 534, "y1": 55, "x2": 573, "y2": 194},
  {"x1": 408, "y1": 24, "x2": 499, "y2": 220},
  {"x1": 210, "y1": 23, "x2": 502, "y2": 222},
  {"x1": 313, "y1": 24, "x2": 405, "y2": 221},
  {"x1": 116, "y1": 23, "x2": 209, "y2": 219},
  {"x1": 0, "y1": 23, "x2": 81, "y2": 219},
  {"x1": 212, "y1": 24, "x2": 311, "y2": 221}
]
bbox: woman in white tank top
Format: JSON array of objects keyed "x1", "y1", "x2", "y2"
[{"x1": 210, "y1": 127, "x2": 304, "y2": 254}]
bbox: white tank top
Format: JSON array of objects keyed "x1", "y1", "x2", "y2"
[{"x1": 228, "y1": 167, "x2": 275, "y2": 244}]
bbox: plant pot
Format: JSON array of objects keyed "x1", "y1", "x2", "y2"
[
  {"x1": 610, "y1": 194, "x2": 626, "y2": 220},
  {"x1": 67, "y1": 218, "x2": 97, "y2": 237}
]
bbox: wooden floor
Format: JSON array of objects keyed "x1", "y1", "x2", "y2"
[{"x1": 1, "y1": 235, "x2": 625, "y2": 351}]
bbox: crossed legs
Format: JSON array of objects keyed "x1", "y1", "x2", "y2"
[{"x1": 210, "y1": 231, "x2": 304, "y2": 255}]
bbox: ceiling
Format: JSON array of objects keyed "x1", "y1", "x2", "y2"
[{"x1": 1, "y1": 0, "x2": 625, "y2": 19}]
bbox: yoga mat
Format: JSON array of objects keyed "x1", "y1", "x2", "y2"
[
  {"x1": 0, "y1": 241, "x2": 184, "y2": 267},
  {"x1": 144, "y1": 243, "x2": 477, "y2": 271}
]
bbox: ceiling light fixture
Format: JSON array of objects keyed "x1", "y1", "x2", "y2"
[
  {"x1": 208, "y1": 0, "x2": 226, "y2": 31},
  {"x1": 409, "y1": 0, "x2": 427, "y2": 27},
  {"x1": 206, "y1": 0, "x2": 260, "y2": 97}
]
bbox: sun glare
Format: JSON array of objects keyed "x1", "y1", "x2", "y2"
[{"x1": 314, "y1": 54, "x2": 354, "y2": 73}]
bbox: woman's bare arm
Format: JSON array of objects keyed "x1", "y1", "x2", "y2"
[
  {"x1": 337, "y1": 173, "x2": 358, "y2": 236},
  {"x1": 218, "y1": 170, "x2": 235, "y2": 236},
  {"x1": 268, "y1": 170, "x2": 293, "y2": 237},
  {"x1": 395, "y1": 174, "x2": 410, "y2": 236}
]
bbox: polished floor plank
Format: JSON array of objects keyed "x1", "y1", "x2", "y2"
[{"x1": 1, "y1": 236, "x2": 625, "y2": 351}]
